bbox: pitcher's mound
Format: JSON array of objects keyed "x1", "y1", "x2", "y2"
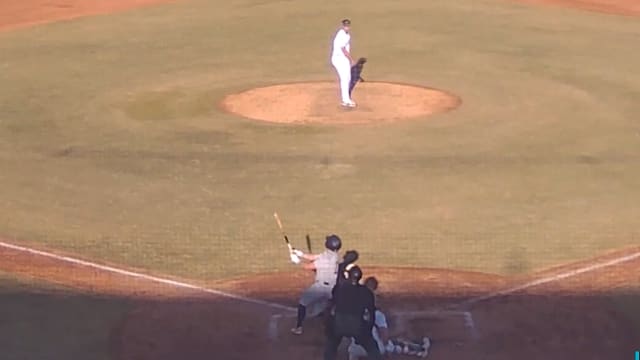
[{"x1": 220, "y1": 81, "x2": 460, "y2": 125}]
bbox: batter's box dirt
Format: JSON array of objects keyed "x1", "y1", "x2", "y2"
[
  {"x1": 268, "y1": 310, "x2": 478, "y2": 359},
  {"x1": 394, "y1": 312, "x2": 473, "y2": 342},
  {"x1": 388, "y1": 311, "x2": 478, "y2": 359}
]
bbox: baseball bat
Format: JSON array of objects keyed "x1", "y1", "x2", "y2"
[
  {"x1": 305, "y1": 234, "x2": 312, "y2": 253},
  {"x1": 273, "y1": 212, "x2": 297, "y2": 262}
]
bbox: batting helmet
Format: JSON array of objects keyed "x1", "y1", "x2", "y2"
[
  {"x1": 347, "y1": 265, "x2": 363, "y2": 284},
  {"x1": 325, "y1": 234, "x2": 342, "y2": 251}
]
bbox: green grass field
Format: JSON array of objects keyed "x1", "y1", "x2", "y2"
[{"x1": 1, "y1": 0, "x2": 639, "y2": 281}]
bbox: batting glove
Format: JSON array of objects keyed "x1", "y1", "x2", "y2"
[{"x1": 290, "y1": 253, "x2": 301, "y2": 264}]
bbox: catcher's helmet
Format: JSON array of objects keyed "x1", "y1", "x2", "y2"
[
  {"x1": 325, "y1": 234, "x2": 342, "y2": 251},
  {"x1": 347, "y1": 265, "x2": 363, "y2": 283}
]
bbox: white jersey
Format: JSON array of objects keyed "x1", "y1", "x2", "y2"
[
  {"x1": 331, "y1": 28, "x2": 351, "y2": 60},
  {"x1": 313, "y1": 250, "x2": 339, "y2": 285},
  {"x1": 351, "y1": 309, "x2": 388, "y2": 352}
]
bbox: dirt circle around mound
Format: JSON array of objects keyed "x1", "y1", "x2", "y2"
[{"x1": 220, "y1": 82, "x2": 461, "y2": 125}]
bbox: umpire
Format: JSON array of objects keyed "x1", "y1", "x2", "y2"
[{"x1": 324, "y1": 265, "x2": 382, "y2": 360}]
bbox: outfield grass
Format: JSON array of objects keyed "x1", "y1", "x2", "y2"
[
  {"x1": 0, "y1": 0, "x2": 639, "y2": 279},
  {"x1": 0, "y1": 272, "x2": 129, "y2": 360}
]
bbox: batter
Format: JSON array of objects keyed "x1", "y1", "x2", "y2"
[{"x1": 291, "y1": 234, "x2": 341, "y2": 335}]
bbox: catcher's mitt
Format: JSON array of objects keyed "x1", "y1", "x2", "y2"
[{"x1": 342, "y1": 250, "x2": 359, "y2": 264}]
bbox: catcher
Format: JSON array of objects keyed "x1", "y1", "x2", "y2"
[
  {"x1": 349, "y1": 57, "x2": 367, "y2": 97},
  {"x1": 348, "y1": 277, "x2": 432, "y2": 359}
]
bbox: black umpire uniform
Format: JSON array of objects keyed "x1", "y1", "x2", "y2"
[{"x1": 324, "y1": 265, "x2": 382, "y2": 360}]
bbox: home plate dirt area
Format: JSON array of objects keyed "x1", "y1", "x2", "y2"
[{"x1": 0, "y1": 240, "x2": 637, "y2": 360}]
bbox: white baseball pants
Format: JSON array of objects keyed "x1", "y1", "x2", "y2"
[{"x1": 332, "y1": 56, "x2": 352, "y2": 104}]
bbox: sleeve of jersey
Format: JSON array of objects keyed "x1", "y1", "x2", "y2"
[{"x1": 313, "y1": 253, "x2": 322, "y2": 266}]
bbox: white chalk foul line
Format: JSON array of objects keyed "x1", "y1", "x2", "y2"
[
  {"x1": 460, "y1": 250, "x2": 640, "y2": 308},
  {"x1": 0, "y1": 240, "x2": 296, "y2": 313}
]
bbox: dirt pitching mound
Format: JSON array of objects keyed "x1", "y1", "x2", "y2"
[{"x1": 220, "y1": 81, "x2": 460, "y2": 125}]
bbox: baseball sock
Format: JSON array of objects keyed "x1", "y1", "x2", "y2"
[{"x1": 296, "y1": 304, "x2": 306, "y2": 327}]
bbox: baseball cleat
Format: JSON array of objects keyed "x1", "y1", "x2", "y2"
[
  {"x1": 341, "y1": 101, "x2": 357, "y2": 108},
  {"x1": 290, "y1": 327, "x2": 303, "y2": 335}
]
